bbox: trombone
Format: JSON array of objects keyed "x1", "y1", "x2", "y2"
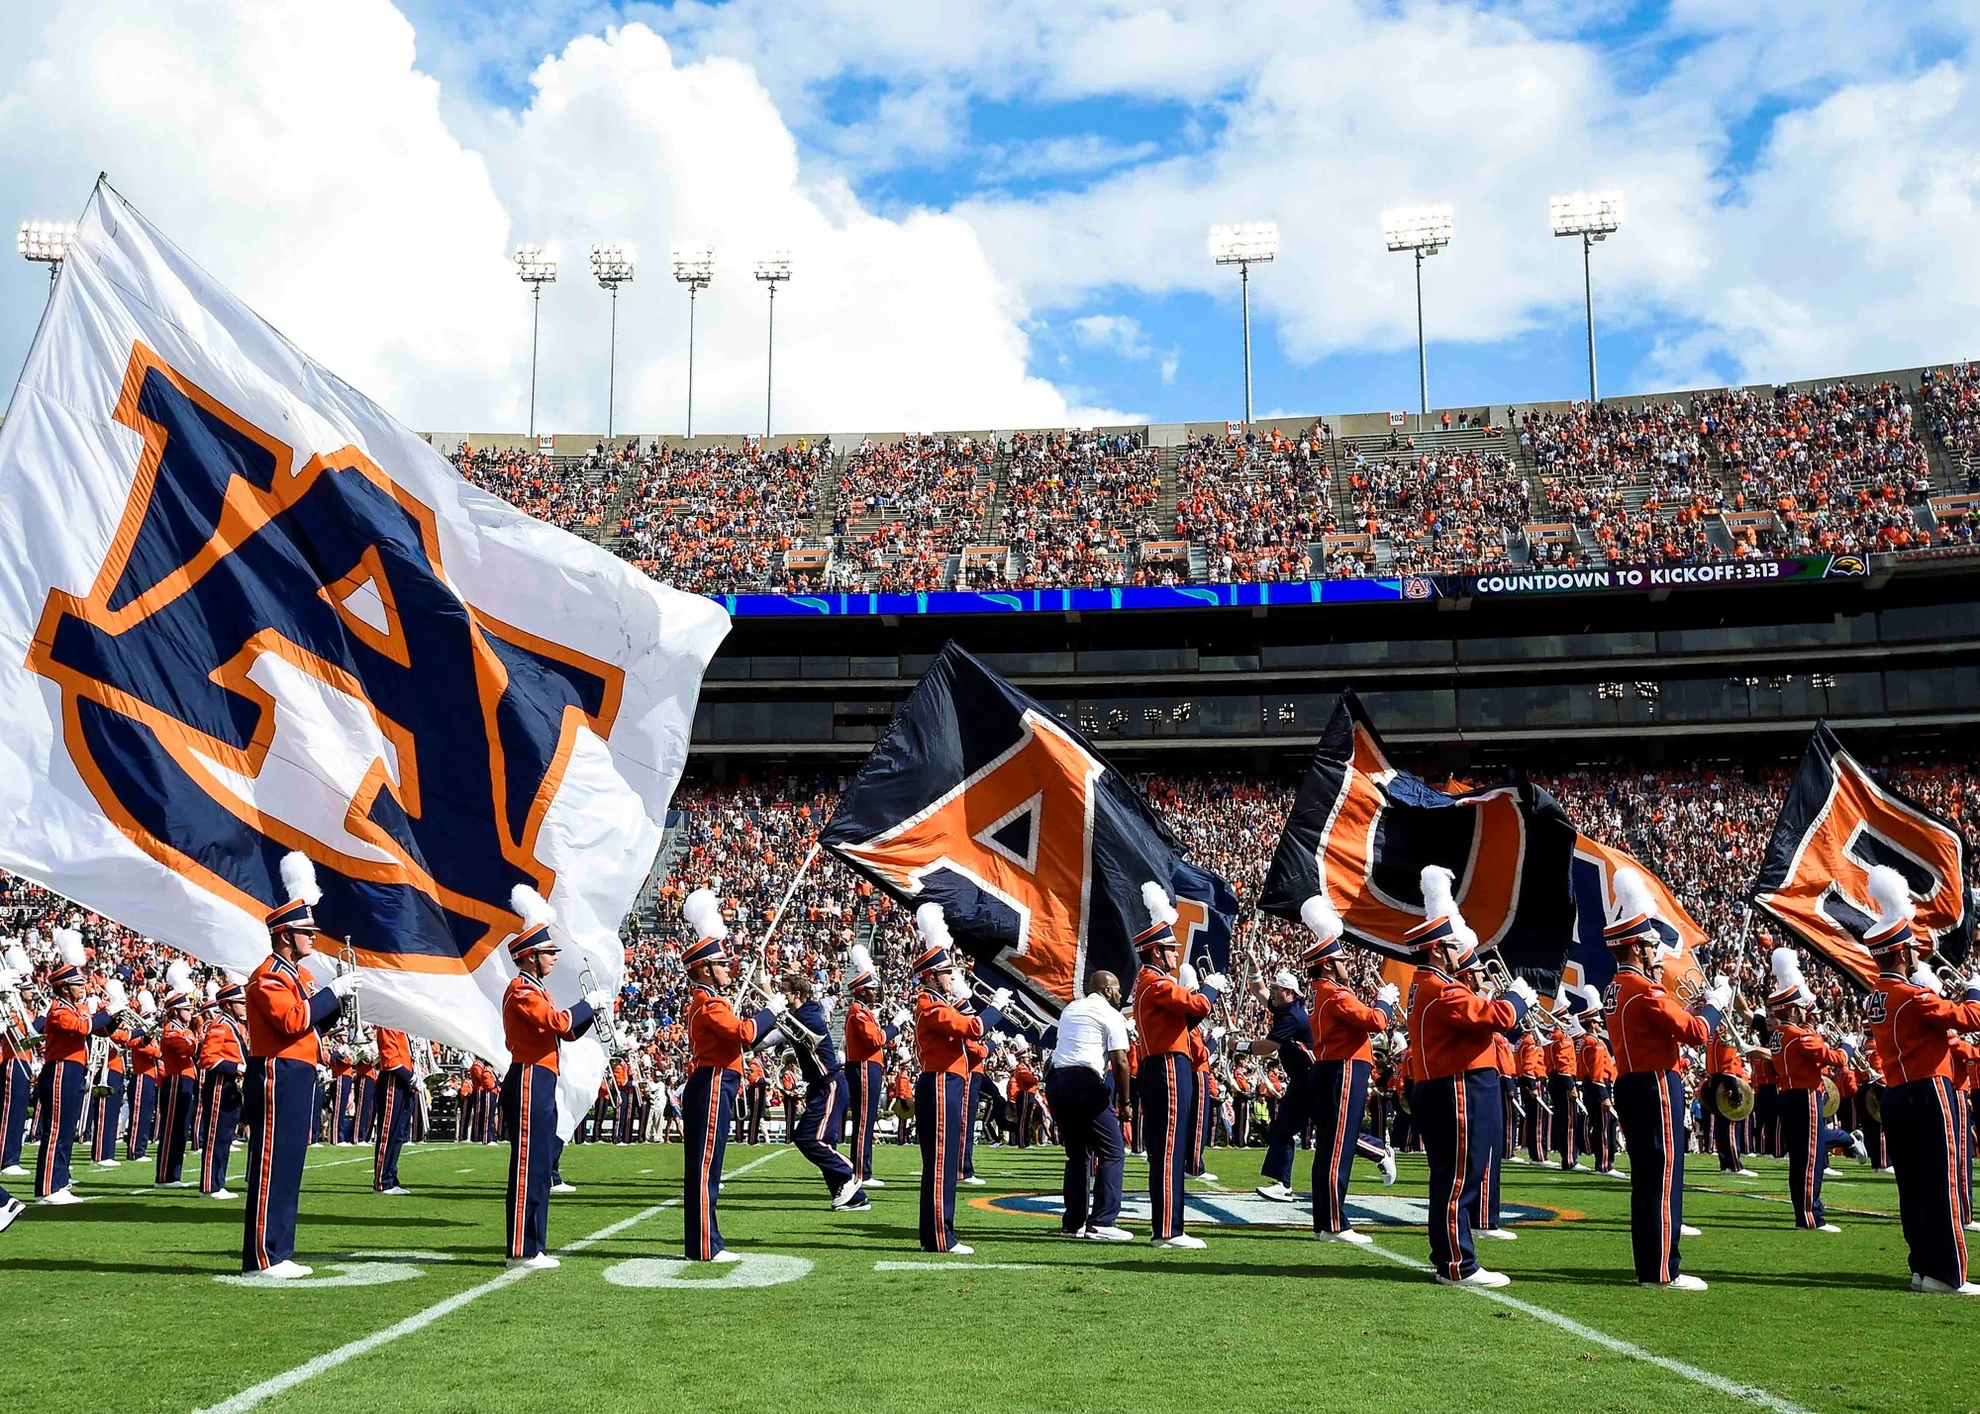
[{"x1": 964, "y1": 971, "x2": 1052, "y2": 1042}]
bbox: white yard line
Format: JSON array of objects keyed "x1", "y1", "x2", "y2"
[
  {"x1": 874, "y1": 1260, "x2": 1041, "y2": 1271},
  {"x1": 1360, "y1": 1241, "x2": 1815, "y2": 1414},
  {"x1": 192, "y1": 1149, "x2": 786, "y2": 1414}
]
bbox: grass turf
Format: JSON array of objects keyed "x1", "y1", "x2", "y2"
[{"x1": 1, "y1": 1135, "x2": 1971, "y2": 1414}]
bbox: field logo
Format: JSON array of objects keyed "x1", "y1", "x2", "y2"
[{"x1": 26, "y1": 344, "x2": 624, "y2": 974}]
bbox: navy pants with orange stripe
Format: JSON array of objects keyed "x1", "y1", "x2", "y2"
[
  {"x1": 2, "y1": 1056, "x2": 30, "y2": 1169},
  {"x1": 501, "y1": 1063, "x2": 558, "y2": 1259},
  {"x1": 1780, "y1": 1087, "x2": 1828, "y2": 1228},
  {"x1": 1138, "y1": 1053, "x2": 1194, "y2": 1240},
  {"x1": 1885, "y1": 1076, "x2": 1970, "y2": 1287},
  {"x1": 1260, "y1": 1072, "x2": 1309, "y2": 1187},
  {"x1": 1614, "y1": 1069, "x2": 1687, "y2": 1283},
  {"x1": 89, "y1": 1068, "x2": 125, "y2": 1163},
  {"x1": 240, "y1": 1057, "x2": 314, "y2": 1271},
  {"x1": 847, "y1": 1059, "x2": 881, "y2": 1181},
  {"x1": 1184, "y1": 1063, "x2": 1210, "y2": 1176},
  {"x1": 962, "y1": 1071, "x2": 983, "y2": 1177},
  {"x1": 374, "y1": 1067, "x2": 413, "y2": 1191},
  {"x1": 1547, "y1": 1074, "x2": 1578, "y2": 1167},
  {"x1": 126, "y1": 1072, "x2": 155, "y2": 1160},
  {"x1": 793, "y1": 1072, "x2": 857, "y2": 1198},
  {"x1": 1310, "y1": 1058, "x2": 1372, "y2": 1234},
  {"x1": 917, "y1": 1070, "x2": 966, "y2": 1251},
  {"x1": 199, "y1": 1068, "x2": 240, "y2": 1194},
  {"x1": 33, "y1": 1058, "x2": 85, "y2": 1197},
  {"x1": 1418, "y1": 1068, "x2": 1496, "y2": 1281},
  {"x1": 683, "y1": 1066, "x2": 739, "y2": 1260},
  {"x1": 155, "y1": 1075, "x2": 194, "y2": 1183}
]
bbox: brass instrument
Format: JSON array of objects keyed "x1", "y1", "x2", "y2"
[
  {"x1": 85, "y1": 1030, "x2": 113, "y2": 1098},
  {"x1": 964, "y1": 971, "x2": 1051, "y2": 1041},
  {"x1": 0, "y1": 982, "x2": 37, "y2": 1057},
  {"x1": 1478, "y1": 953, "x2": 1556, "y2": 1035},
  {"x1": 1926, "y1": 951, "x2": 1970, "y2": 998},
  {"x1": 1713, "y1": 1074, "x2": 1757, "y2": 1122},
  {"x1": 335, "y1": 937, "x2": 363, "y2": 1045},
  {"x1": 580, "y1": 963, "x2": 628, "y2": 1059},
  {"x1": 1820, "y1": 1075, "x2": 1843, "y2": 1120}
]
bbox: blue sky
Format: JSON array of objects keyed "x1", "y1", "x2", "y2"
[{"x1": 4, "y1": 1, "x2": 1977, "y2": 434}]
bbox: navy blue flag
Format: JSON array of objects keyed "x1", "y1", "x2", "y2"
[
  {"x1": 820, "y1": 642, "x2": 1228, "y2": 1015},
  {"x1": 1171, "y1": 857, "x2": 1241, "y2": 976},
  {"x1": 1256, "y1": 691, "x2": 1577, "y2": 989}
]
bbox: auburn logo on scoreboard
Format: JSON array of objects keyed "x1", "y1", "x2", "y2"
[
  {"x1": 1753, "y1": 722, "x2": 1973, "y2": 989},
  {"x1": 24, "y1": 344, "x2": 624, "y2": 973}
]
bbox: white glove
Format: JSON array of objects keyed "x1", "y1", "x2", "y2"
[
  {"x1": 766, "y1": 993, "x2": 789, "y2": 1017},
  {"x1": 1202, "y1": 972, "x2": 1229, "y2": 993},
  {"x1": 583, "y1": 988, "x2": 613, "y2": 1012},
  {"x1": 1704, "y1": 979, "x2": 1733, "y2": 1012},
  {"x1": 890, "y1": 1007, "x2": 913, "y2": 1029},
  {"x1": 1376, "y1": 982, "x2": 1401, "y2": 1008},
  {"x1": 1965, "y1": 972, "x2": 1980, "y2": 995},
  {"x1": 1507, "y1": 978, "x2": 1538, "y2": 1008},
  {"x1": 327, "y1": 971, "x2": 362, "y2": 998},
  {"x1": 988, "y1": 987, "x2": 1013, "y2": 1011},
  {"x1": 1177, "y1": 963, "x2": 1199, "y2": 991},
  {"x1": 0, "y1": 967, "x2": 15, "y2": 990}
]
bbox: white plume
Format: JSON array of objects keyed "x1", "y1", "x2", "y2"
[
  {"x1": 165, "y1": 960, "x2": 194, "y2": 995},
  {"x1": 1571, "y1": 983, "x2": 1602, "y2": 1016},
  {"x1": 225, "y1": 969, "x2": 248, "y2": 986},
  {"x1": 916, "y1": 901, "x2": 952, "y2": 950},
  {"x1": 510, "y1": 884, "x2": 558, "y2": 932},
  {"x1": 1611, "y1": 867, "x2": 1661, "y2": 927},
  {"x1": 203, "y1": 980, "x2": 219, "y2": 1002},
  {"x1": 1769, "y1": 947, "x2": 1806, "y2": 998},
  {"x1": 1867, "y1": 865, "x2": 1916, "y2": 928},
  {"x1": 2, "y1": 945, "x2": 28, "y2": 974},
  {"x1": 848, "y1": 944, "x2": 877, "y2": 978},
  {"x1": 104, "y1": 977, "x2": 128, "y2": 1009},
  {"x1": 681, "y1": 888, "x2": 728, "y2": 942},
  {"x1": 53, "y1": 927, "x2": 85, "y2": 968},
  {"x1": 1141, "y1": 880, "x2": 1177, "y2": 931},
  {"x1": 1300, "y1": 893, "x2": 1344, "y2": 944},
  {"x1": 1419, "y1": 865, "x2": 1477, "y2": 950},
  {"x1": 136, "y1": 988, "x2": 156, "y2": 1016},
  {"x1": 279, "y1": 850, "x2": 321, "y2": 906}
]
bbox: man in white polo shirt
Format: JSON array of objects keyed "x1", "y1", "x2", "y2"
[{"x1": 1047, "y1": 971, "x2": 1134, "y2": 1242}]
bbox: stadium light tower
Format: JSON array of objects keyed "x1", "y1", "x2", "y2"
[
  {"x1": 589, "y1": 241, "x2": 636, "y2": 440},
  {"x1": 754, "y1": 252, "x2": 792, "y2": 439},
  {"x1": 18, "y1": 219, "x2": 77, "y2": 291},
  {"x1": 671, "y1": 245, "x2": 714, "y2": 439},
  {"x1": 513, "y1": 244, "x2": 558, "y2": 439},
  {"x1": 1549, "y1": 190, "x2": 1624, "y2": 405},
  {"x1": 1382, "y1": 203, "x2": 1454, "y2": 427},
  {"x1": 1208, "y1": 222, "x2": 1279, "y2": 427}
]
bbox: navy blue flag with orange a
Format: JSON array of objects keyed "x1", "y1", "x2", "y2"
[
  {"x1": 1257, "y1": 691, "x2": 1576, "y2": 989},
  {"x1": 821, "y1": 642, "x2": 1230, "y2": 1015}
]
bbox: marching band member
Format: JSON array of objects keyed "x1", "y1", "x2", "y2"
[
  {"x1": 1406, "y1": 867, "x2": 1534, "y2": 1288},
  {"x1": 1300, "y1": 894, "x2": 1399, "y2": 1243},
  {"x1": 1706, "y1": 1012, "x2": 1758, "y2": 1177},
  {"x1": 500, "y1": 887, "x2": 604, "y2": 1269},
  {"x1": 1184, "y1": 1022, "x2": 1216, "y2": 1183},
  {"x1": 1130, "y1": 882, "x2": 1224, "y2": 1251},
  {"x1": 910, "y1": 903, "x2": 1003, "y2": 1254},
  {"x1": 1860, "y1": 866, "x2": 1980, "y2": 1292},
  {"x1": 962, "y1": 1031, "x2": 989, "y2": 1184},
  {"x1": 1603, "y1": 870, "x2": 1727, "y2": 1290},
  {"x1": 240, "y1": 853, "x2": 362, "y2": 1277},
  {"x1": 1248, "y1": 965, "x2": 1315, "y2": 1203},
  {"x1": 33, "y1": 929, "x2": 114, "y2": 1203},
  {"x1": 1544, "y1": 1001, "x2": 1583, "y2": 1171},
  {"x1": 154, "y1": 978, "x2": 197, "y2": 1187},
  {"x1": 841, "y1": 947, "x2": 900, "y2": 1189},
  {"x1": 1, "y1": 943, "x2": 35, "y2": 1176},
  {"x1": 679, "y1": 888, "x2": 779, "y2": 1262},
  {"x1": 1482, "y1": 1015, "x2": 1517, "y2": 1238},
  {"x1": 773, "y1": 972, "x2": 870, "y2": 1212},
  {"x1": 125, "y1": 995, "x2": 160, "y2": 1163},
  {"x1": 88, "y1": 997, "x2": 138, "y2": 1170},
  {"x1": 1514, "y1": 1027, "x2": 1547, "y2": 1164},
  {"x1": 196, "y1": 979, "x2": 248, "y2": 1199},
  {"x1": 373, "y1": 1026, "x2": 415, "y2": 1195},
  {"x1": 1767, "y1": 948, "x2": 1851, "y2": 1234},
  {"x1": 1047, "y1": 969, "x2": 1133, "y2": 1241},
  {"x1": 1574, "y1": 991, "x2": 1621, "y2": 1178}
]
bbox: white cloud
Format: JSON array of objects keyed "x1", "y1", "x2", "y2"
[
  {"x1": 0, "y1": 4, "x2": 1111, "y2": 434},
  {"x1": 982, "y1": 135, "x2": 1160, "y2": 181},
  {"x1": 1071, "y1": 313, "x2": 1153, "y2": 358}
]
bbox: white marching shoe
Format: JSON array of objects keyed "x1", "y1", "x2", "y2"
[
  {"x1": 961, "y1": 1175, "x2": 987, "y2": 1187},
  {"x1": 1734, "y1": 1167, "x2": 1758, "y2": 1178},
  {"x1": 0, "y1": 1195, "x2": 24, "y2": 1233},
  {"x1": 379, "y1": 1186, "x2": 411, "y2": 1197},
  {"x1": 944, "y1": 1244, "x2": 975, "y2": 1256},
  {"x1": 1435, "y1": 1267, "x2": 1510, "y2": 1288},
  {"x1": 1085, "y1": 1225, "x2": 1134, "y2": 1243},
  {"x1": 38, "y1": 1187, "x2": 85, "y2": 1206},
  {"x1": 1822, "y1": 1167, "x2": 1842, "y2": 1179},
  {"x1": 1642, "y1": 1273, "x2": 1708, "y2": 1291},
  {"x1": 92, "y1": 1158, "x2": 122, "y2": 1168},
  {"x1": 1815, "y1": 1223, "x2": 1842, "y2": 1233},
  {"x1": 259, "y1": 1260, "x2": 313, "y2": 1279},
  {"x1": 1679, "y1": 1224, "x2": 1701, "y2": 1237},
  {"x1": 1254, "y1": 1182, "x2": 1295, "y2": 1202},
  {"x1": 1916, "y1": 1274, "x2": 1980, "y2": 1295},
  {"x1": 0, "y1": 1164, "x2": 27, "y2": 1176},
  {"x1": 1379, "y1": 1149, "x2": 1398, "y2": 1187},
  {"x1": 1315, "y1": 1227, "x2": 1373, "y2": 1246},
  {"x1": 549, "y1": 1182, "x2": 577, "y2": 1195},
  {"x1": 208, "y1": 1188, "x2": 236, "y2": 1201},
  {"x1": 1507, "y1": 1154, "x2": 1528, "y2": 1165},
  {"x1": 1570, "y1": 1162, "x2": 1592, "y2": 1172},
  {"x1": 1154, "y1": 1233, "x2": 1206, "y2": 1250},
  {"x1": 1476, "y1": 1227, "x2": 1518, "y2": 1242},
  {"x1": 862, "y1": 1177, "x2": 886, "y2": 1188},
  {"x1": 832, "y1": 1177, "x2": 866, "y2": 1210},
  {"x1": 507, "y1": 1253, "x2": 560, "y2": 1270},
  {"x1": 1965, "y1": 1221, "x2": 1980, "y2": 1234},
  {"x1": 709, "y1": 1249, "x2": 744, "y2": 1263}
]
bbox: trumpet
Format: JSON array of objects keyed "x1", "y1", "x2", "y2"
[
  {"x1": 964, "y1": 971, "x2": 1051, "y2": 1041},
  {"x1": 1478, "y1": 953, "x2": 1556, "y2": 1035},
  {"x1": 1926, "y1": 952, "x2": 1971, "y2": 998}
]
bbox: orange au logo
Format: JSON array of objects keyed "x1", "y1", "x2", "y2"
[
  {"x1": 832, "y1": 709, "x2": 1101, "y2": 1003},
  {"x1": 24, "y1": 344, "x2": 623, "y2": 974}
]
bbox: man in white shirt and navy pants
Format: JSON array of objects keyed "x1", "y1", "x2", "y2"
[{"x1": 1046, "y1": 971, "x2": 1133, "y2": 1242}]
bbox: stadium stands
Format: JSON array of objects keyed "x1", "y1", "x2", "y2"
[{"x1": 446, "y1": 363, "x2": 1980, "y2": 594}]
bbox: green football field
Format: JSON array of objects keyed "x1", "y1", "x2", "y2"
[{"x1": 1, "y1": 1134, "x2": 1970, "y2": 1414}]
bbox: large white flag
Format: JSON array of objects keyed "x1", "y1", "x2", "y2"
[{"x1": 0, "y1": 183, "x2": 727, "y2": 1134}]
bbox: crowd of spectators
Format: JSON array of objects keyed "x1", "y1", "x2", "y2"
[
  {"x1": 1172, "y1": 427, "x2": 1337, "y2": 583},
  {"x1": 1921, "y1": 362, "x2": 1980, "y2": 488},
  {"x1": 1521, "y1": 402, "x2": 1721, "y2": 566},
  {"x1": 1346, "y1": 446, "x2": 1526, "y2": 574},
  {"x1": 455, "y1": 445, "x2": 618, "y2": 532},
  {"x1": 613, "y1": 442, "x2": 826, "y2": 594},
  {"x1": 987, "y1": 430, "x2": 1164, "y2": 588},
  {"x1": 829, "y1": 436, "x2": 993, "y2": 592}
]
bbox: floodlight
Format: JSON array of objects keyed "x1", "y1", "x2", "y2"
[
  {"x1": 672, "y1": 245, "x2": 714, "y2": 287},
  {"x1": 513, "y1": 243, "x2": 558, "y2": 284},
  {"x1": 1382, "y1": 203, "x2": 1454, "y2": 254},
  {"x1": 1208, "y1": 222, "x2": 1279, "y2": 266},
  {"x1": 754, "y1": 253, "x2": 792, "y2": 438},
  {"x1": 17, "y1": 219, "x2": 76, "y2": 266},
  {"x1": 1549, "y1": 190, "x2": 1625, "y2": 241},
  {"x1": 590, "y1": 242, "x2": 636, "y2": 288}
]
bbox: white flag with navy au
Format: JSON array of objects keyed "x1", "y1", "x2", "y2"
[{"x1": 0, "y1": 182, "x2": 728, "y2": 1137}]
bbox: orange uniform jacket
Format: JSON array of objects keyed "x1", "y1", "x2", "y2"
[
  {"x1": 1577, "y1": 1035, "x2": 1617, "y2": 1085},
  {"x1": 1407, "y1": 967, "x2": 1518, "y2": 1079},
  {"x1": 159, "y1": 1021, "x2": 198, "y2": 1078},
  {"x1": 197, "y1": 1014, "x2": 246, "y2": 1072},
  {"x1": 39, "y1": 998, "x2": 109, "y2": 1065},
  {"x1": 502, "y1": 974, "x2": 595, "y2": 1072},
  {"x1": 127, "y1": 1033, "x2": 160, "y2": 1078},
  {"x1": 1544, "y1": 1030, "x2": 1576, "y2": 1075},
  {"x1": 1492, "y1": 1032, "x2": 1516, "y2": 1076},
  {"x1": 1750, "y1": 1053, "x2": 1777, "y2": 1087},
  {"x1": 914, "y1": 990, "x2": 983, "y2": 1076},
  {"x1": 1131, "y1": 966, "x2": 1211, "y2": 1056},
  {"x1": 1869, "y1": 973, "x2": 1980, "y2": 1085},
  {"x1": 1607, "y1": 968, "x2": 1709, "y2": 1074},
  {"x1": 1771, "y1": 1023, "x2": 1847, "y2": 1091},
  {"x1": 685, "y1": 986, "x2": 770, "y2": 1074},
  {"x1": 1311, "y1": 979, "x2": 1392, "y2": 1064},
  {"x1": 1515, "y1": 1033, "x2": 1546, "y2": 1079},
  {"x1": 375, "y1": 1028, "x2": 414, "y2": 1073},
  {"x1": 843, "y1": 1001, "x2": 892, "y2": 1065},
  {"x1": 245, "y1": 955, "x2": 336, "y2": 1063},
  {"x1": 1012, "y1": 1063, "x2": 1039, "y2": 1094},
  {"x1": 1707, "y1": 1035, "x2": 1749, "y2": 1079}
]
